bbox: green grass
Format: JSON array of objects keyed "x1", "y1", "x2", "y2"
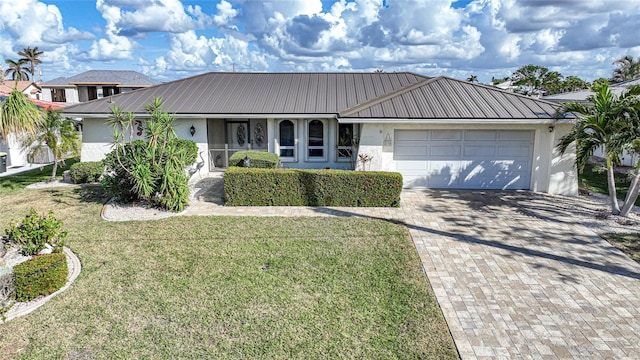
[
  {"x1": 0, "y1": 158, "x2": 79, "y2": 196},
  {"x1": 0, "y1": 186, "x2": 457, "y2": 359},
  {"x1": 578, "y1": 164, "x2": 639, "y2": 205},
  {"x1": 601, "y1": 233, "x2": 640, "y2": 263}
]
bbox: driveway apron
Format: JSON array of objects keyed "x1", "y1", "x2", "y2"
[{"x1": 187, "y1": 185, "x2": 640, "y2": 359}]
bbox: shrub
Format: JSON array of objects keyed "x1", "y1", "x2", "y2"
[
  {"x1": 5, "y1": 209, "x2": 67, "y2": 256},
  {"x1": 224, "y1": 168, "x2": 402, "y2": 207},
  {"x1": 13, "y1": 253, "x2": 67, "y2": 302},
  {"x1": 229, "y1": 150, "x2": 280, "y2": 168},
  {"x1": 69, "y1": 161, "x2": 104, "y2": 184},
  {"x1": 101, "y1": 100, "x2": 196, "y2": 212}
]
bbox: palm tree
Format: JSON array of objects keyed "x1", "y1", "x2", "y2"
[
  {"x1": 610, "y1": 55, "x2": 640, "y2": 83},
  {"x1": 466, "y1": 75, "x2": 478, "y2": 83},
  {"x1": 21, "y1": 109, "x2": 79, "y2": 182},
  {"x1": 4, "y1": 59, "x2": 30, "y2": 82},
  {"x1": 0, "y1": 88, "x2": 42, "y2": 139},
  {"x1": 557, "y1": 83, "x2": 640, "y2": 215},
  {"x1": 18, "y1": 47, "x2": 44, "y2": 78}
]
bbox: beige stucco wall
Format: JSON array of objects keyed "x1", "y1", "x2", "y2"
[
  {"x1": 81, "y1": 118, "x2": 209, "y2": 177},
  {"x1": 357, "y1": 122, "x2": 578, "y2": 196}
]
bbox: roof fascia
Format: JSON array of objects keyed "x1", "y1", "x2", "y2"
[
  {"x1": 63, "y1": 113, "x2": 339, "y2": 119},
  {"x1": 337, "y1": 117, "x2": 571, "y2": 125}
]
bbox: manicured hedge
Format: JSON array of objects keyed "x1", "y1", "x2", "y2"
[
  {"x1": 224, "y1": 168, "x2": 402, "y2": 207},
  {"x1": 229, "y1": 150, "x2": 280, "y2": 168},
  {"x1": 13, "y1": 253, "x2": 68, "y2": 302},
  {"x1": 69, "y1": 161, "x2": 104, "y2": 184}
]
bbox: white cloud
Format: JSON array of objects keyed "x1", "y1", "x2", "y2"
[{"x1": 0, "y1": 0, "x2": 94, "y2": 49}]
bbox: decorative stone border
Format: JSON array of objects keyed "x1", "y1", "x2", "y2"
[{"x1": 1, "y1": 247, "x2": 82, "y2": 323}]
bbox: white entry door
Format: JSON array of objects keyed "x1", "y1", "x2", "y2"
[{"x1": 394, "y1": 129, "x2": 534, "y2": 189}]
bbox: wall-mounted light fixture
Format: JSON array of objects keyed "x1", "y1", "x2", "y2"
[
  {"x1": 383, "y1": 133, "x2": 392, "y2": 146},
  {"x1": 548, "y1": 125, "x2": 555, "y2": 133},
  {"x1": 190, "y1": 125, "x2": 196, "y2": 137}
]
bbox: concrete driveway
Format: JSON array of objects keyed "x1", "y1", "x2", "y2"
[{"x1": 187, "y1": 182, "x2": 640, "y2": 359}]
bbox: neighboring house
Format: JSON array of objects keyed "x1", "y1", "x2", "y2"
[
  {"x1": 40, "y1": 70, "x2": 159, "y2": 105},
  {"x1": 542, "y1": 78, "x2": 640, "y2": 167},
  {"x1": 0, "y1": 80, "x2": 41, "y2": 99},
  {"x1": 0, "y1": 94, "x2": 65, "y2": 168},
  {"x1": 63, "y1": 72, "x2": 577, "y2": 196}
]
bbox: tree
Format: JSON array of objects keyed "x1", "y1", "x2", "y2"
[
  {"x1": 4, "y1": 59, "x2": 30, "y2": 82},
  {"x1": 102, "y1": 98, "x2": 198, "y2": 212},
  {"x1": 17, "y1": 47, "x2": 44, "y2": 79},
  {"x1": 511, "y1": 65, "x2": 563, "y2": 96},
  {"x1": 562, "y1": 76, "x2": 590, "y2": 92},
  {"x1": 610, "y1": 55, "x2": 640, "y2": 83},
  {"x1": 466, "y1": 75, "x2": 478, "y2": 83},
  {"x1": 557, "y1": 83, "x2": 640, "y2": 216},
  {"x1": 21, "y1": 109, "x2": 80, "y2": 182},
  {"x1": 0, "y1": 88, "x2": 42, "y2": 139}
]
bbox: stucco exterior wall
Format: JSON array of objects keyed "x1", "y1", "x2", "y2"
[
  {"x1": 81, "y1": 118, "x2": 209, "y2": 177},
  {"x1": 0, "y1": 133, "x2": 28, "y2": 167},
  {"x1": 357, "y1": 122, "x2": 578, "y2": 196}
]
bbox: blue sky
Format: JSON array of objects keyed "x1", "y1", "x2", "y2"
[{"x1": 1, "y1": 0, "x2": 639, "y2": 83}]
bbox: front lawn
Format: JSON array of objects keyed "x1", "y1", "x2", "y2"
[
  {"x1": 0, "y1": 186, "x2": 457, "y2": 359},
  {"x1": 0, "y1": 158, "x2": 79, "y2": 196},
  {"x1": 601, "y1": 233, "x2": 640, "y2": 263},
  {"x1": 579, "y1": 163, "x2": 639, "y2": 206}
]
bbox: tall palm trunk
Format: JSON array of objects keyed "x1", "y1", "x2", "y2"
[
  {"x1": 606, "y1": 156, "x2": 621, "y2": 214},
  {"x1": 50, "y1": 154, "x2": 59, "y2": 182},
  {"x1": 620, "y1": 170, "x2": 640, "y2": 217}
]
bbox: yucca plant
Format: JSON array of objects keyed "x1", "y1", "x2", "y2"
[{"x1": 0, "y1": 88, "x2": 42, "y2": 140}]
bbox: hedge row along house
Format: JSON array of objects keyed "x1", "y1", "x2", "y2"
[{"x1": 62, "y1": 72, "x2": 577, "y2": 195}]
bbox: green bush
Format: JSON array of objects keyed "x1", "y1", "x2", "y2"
[
  {"x1": 224, "y1": 168, "x2": 402, "y2": 207},
  {"x1": 5, "y1": 209, "x2": 67, "y2": 256},
  {"x1": 101, "y1": 100, "x2": 197, "y2": 212},
  {"x1": 69, "y1": 161, "x2": 104, "y2": 183},
  {"x1": 229, "y1": 150, "x2": 280, "y2": 168},
  {"x1": 13, "y1": 253, "x2": 68, "y2": 302}
]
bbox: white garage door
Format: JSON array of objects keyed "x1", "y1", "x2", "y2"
[{"x1": 394, "y1": 129, "x2": 534, "y2": 189}]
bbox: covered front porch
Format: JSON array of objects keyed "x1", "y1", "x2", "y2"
[{"x1": 206, "y1": 118, "x2": 269, "y2": 169}]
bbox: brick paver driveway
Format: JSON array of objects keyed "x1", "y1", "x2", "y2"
[
  {"x1": 401, "y1": 190, "x2": 640, "y2": 359},
  {"x1": 187, "y1": 182, "x2": 640, "y2": 359}
]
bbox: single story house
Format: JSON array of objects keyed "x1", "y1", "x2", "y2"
[{"x1": 63, "y1": 72, "x2": 577, "y2": 196}]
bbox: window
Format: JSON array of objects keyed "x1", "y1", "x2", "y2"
[
  {"x1": 307, "y1": 119, "x2": 326, "y2": 160},
  {"x1": 337, "y1": 123, "x2": 357, "y2": 161},
  {"x1": 51, "y1": 89, "x2": 66, "y2": 102},
  {"x1": 103, "y1": 87, "x2": 120, "y2": 97},
  {"x1": 87, "y1": 86, "x2": 97, "y2": 100},
  {"x1": 279, "y1": 120, "x2": 296, "y2": 159}
]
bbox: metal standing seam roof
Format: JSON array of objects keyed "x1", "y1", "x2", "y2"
[
  {"x1": 62, "y1": 72, "x2": 428, "y2": 117},
  {"x1": 42, "y1": 70, "x2": 160, "y2": 87},
  {"x1": 62, "y1": 72, "x2": 561, "y2": 121},
  {"x1": 338, "y1": 76, "x2": 560, "y2": 120}
]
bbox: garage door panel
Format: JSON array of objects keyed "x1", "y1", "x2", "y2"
[
  {"x1": 465, "y1": 130, "x2": 497, "y2": 141},
  {"x1": 396, "y1": 130, "x2": 429, "y2": 141},
  {"x1": 463, "y1": 146, "x2": 496, "y2": 157},
  {"x1": 499, "y1": 130, "x2": 533, "y2": 141},
  {"x1": 395, "y1": 129, "x2": 533, "y2": 190},
  {"x1": 498, "y1": 146, "x2": 531, "y2": 157},
  {"x1": 431, "y1": 130, "x2": 462, "y2": 140},
  {"x1": 431, "y1": 145, "x2": 461, "y2": 156}
]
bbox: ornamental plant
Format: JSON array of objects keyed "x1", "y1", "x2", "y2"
[
  {"x1": 5, "y1": 209, "x2": 67, "y2": 256},
  {"x1": 101, "y1": 98, "x2": 198, "y2": 212}
]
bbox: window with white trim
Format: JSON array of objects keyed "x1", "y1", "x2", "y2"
[
  {"x1": 307, "y1": 119, "x2": 326, "y2": 160},
  {"x1": 337, "y1": 123, "x2": 357, "y2": 161},
  {"x1": 278, "y1": 120, "x2": 296, "y2": 160}
]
